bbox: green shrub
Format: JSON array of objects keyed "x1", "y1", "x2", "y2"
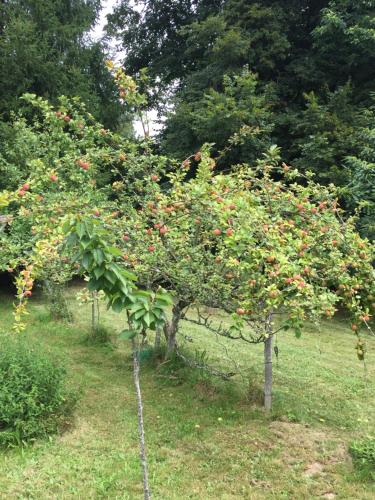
[
  {"x1": 349, "y1": 438, "x2": 375, "y2": 481},
  {"x1": 0, "y1": 336, "x2": 76, "y2": 446}
]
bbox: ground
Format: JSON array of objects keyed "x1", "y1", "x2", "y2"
[{"x1": 0, "y1": 285, "x2": 374, "y2": 499}]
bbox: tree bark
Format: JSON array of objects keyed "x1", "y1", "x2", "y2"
[
  {"x1": 163, "y1": 301, "x2": 185, "y2": 356},
  {"x1": 131, "y1": 337, "x2": 151, "y2": 500},
  {"x1": 264, "y1": 314, "x2": 274, "y2": 411}
]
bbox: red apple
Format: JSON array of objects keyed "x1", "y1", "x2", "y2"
[
  {"x1": 22, "y1": 183, "x2": 30, "y2": 191},
  {"x1": 159, "y1": 226, "x2": 168, "y2": 235},
  {"x1": 226, "y1": 228, "x2": 234, "y2": 236},
  {"x1": 50, "y1": 174, "x2": 58, "y2": 182},
  {"x1": 64, "y1": 115, "x2": 71, "y2": 122},
  {"x1": 151, "y1": 174, "x2": 158, "y2": 182},
  {"x1": 77, "y1": 159, "x2": 90, "y2": 170},
  {"x1": 213, "y1": 228, "x2": 222, "y2": 236},
  {"x1": 122, "y1": 235, "x2": 130, "y2": 241},
  {"x1": 236, "y1": 308, "x2": 246, "y2": 315},
  {"x1": 148, "y1": 245, "x2": 156, "y2": 252}
]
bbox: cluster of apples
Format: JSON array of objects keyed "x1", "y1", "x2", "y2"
[
  {"x1": 76, "y1": 159, "x2": 90, "y2": 171},
  {"x1": 55, "y1": 111, "x2": 71, "y2": 122},
  {"x1": 18, "y1": 182, "x2": 30, "y2": 197}
]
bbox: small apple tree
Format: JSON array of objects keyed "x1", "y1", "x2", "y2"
[
  {"x1": 65, "y1": 216, "x2": 172, "y2": 500},
  {"x1": 113, "y1": 146, "x2": 374, "y2": 409}
]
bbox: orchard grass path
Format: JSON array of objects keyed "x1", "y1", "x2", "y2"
[{"x1": 0, "y1": 286, "x2": 374, "y2": 499}]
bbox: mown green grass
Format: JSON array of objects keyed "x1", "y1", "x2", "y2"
[{"x1": 0, "y1": 286, "x2": 374, "y2": 499}]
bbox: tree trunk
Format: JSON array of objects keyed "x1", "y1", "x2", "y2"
[
  {"x1": 163, "y1": 301, "x2": 185, "y2": 356},
  {"x1": 264, "y1": 334, "x2": 273, "y2": 411},
  {"x1": 131, "y1": 337, "x2": 151, "y2": 500}
]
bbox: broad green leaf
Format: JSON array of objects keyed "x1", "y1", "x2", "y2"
[
  {"x1": 94, "y1": 266, "x2": 105, "y2": 280},
  {"x1": 107, "y1": 246, "x2": 123, "y2": 257},
  {"x1": 119, "y1": 329, "x2": 137, "y2": 340}
]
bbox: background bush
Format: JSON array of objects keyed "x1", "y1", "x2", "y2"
[{"x1": 0, "y1": 336, "x2": 76, "y2": 446}]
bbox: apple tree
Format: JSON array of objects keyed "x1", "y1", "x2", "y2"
[
  {"x1": 112, "y1": 146, "x2": 375, "y2": 409},
  {"x1": 0, "y1": 90, "x2": 166, "y2": 329},
  {"x1": 65, "y1": 215, "x2": 171, "y2": 500}
]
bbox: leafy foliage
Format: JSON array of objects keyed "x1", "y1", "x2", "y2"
[
  {"x1": 349, "y1": 438, "x2": 375, "y2": 480},
  {"x1": 65, "y1": 216, "x2": 172, "y2": 334},
  {"x1": 108, "y1": 0, "x2": 375, "y2": 237},
  {"x1": 0, "y1": 0, "x2": 121, "y2": 128},
  {"x1": 113, "y1": 145, "x2": 374, "y2": 354},
  {"x1": 0, "y1": 336, "x2": 75, "y2": 446}
]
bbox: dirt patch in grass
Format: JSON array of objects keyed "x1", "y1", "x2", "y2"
[
  {"x1": 269, "y1": 421, "x2": 347, "y2": 463},
  {"x1": 59, "y1": 417, "x2": 96, "y2": 445}
]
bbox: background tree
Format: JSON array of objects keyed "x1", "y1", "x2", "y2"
[
  {"x1": 344, "y1": 100, "x2": 375, "y2": 240},
  {"x1": 0, "y1": 0, "x2": 122, "y2": 129},
  {"x1": 106, "y1": 0, "x2": 375, "y2": 239}
]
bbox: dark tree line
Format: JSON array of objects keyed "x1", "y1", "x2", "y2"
[{"x1": 0, "y1": 0, "x2": 374, "y2": 237}]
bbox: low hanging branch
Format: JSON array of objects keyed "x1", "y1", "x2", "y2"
[
  {"x1": 182, "y1": 312, "x2": 265, "y2": 344},
  {"x1": 175, "y1": 347, "x2": 237, "y2": 380}
]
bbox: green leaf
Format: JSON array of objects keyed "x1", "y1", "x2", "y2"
[
  {"x1": 82, "y1": 253, "x2": 92, "y2": 270},
  {"x1": 143, "y1": 311, "x2": 154, "y2": 328},
  {"x1": 107, "y1": 246, "x2": 123, "y2": 257},
  {"x1": 119, "y1": 329, "x2": 137, "y2": 340},
  {"x1": 77, "y1": 222, "x2": 85, "y2": 239},
  {"x1": 94, "y1": 266, "x2": 105, "y2": 280},
  {"x1": 155, "y1": 292, "x2": 173, "y2": 305},
  {"x1": 133, "y1": 309, "x2": 146, "y2": 320},
  {"x1": 111, "y1": 298, "x2": 124, "y2": 313},
  {"x1": 104, "y1": 270, "x2": 116, "y2": 285}
]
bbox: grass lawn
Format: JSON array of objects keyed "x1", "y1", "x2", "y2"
[{"x1": 0, "y1": 285, "x2": 374, "y2": 499}]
